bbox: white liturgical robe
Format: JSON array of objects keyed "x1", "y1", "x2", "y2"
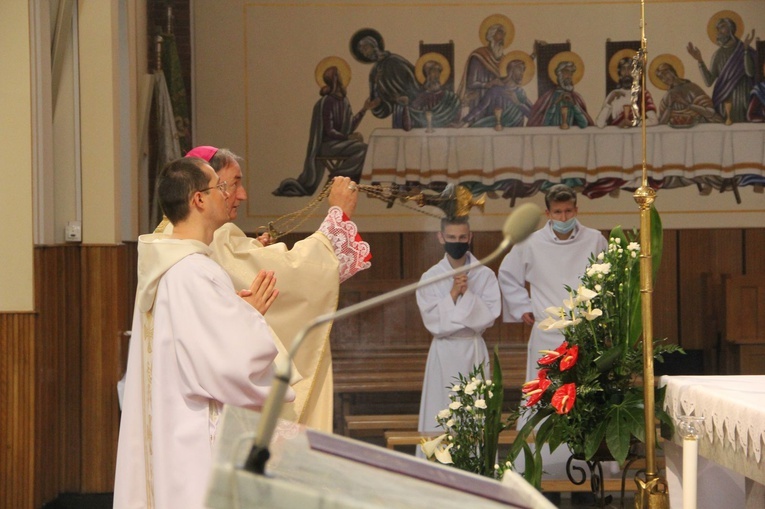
[
  {"x1": 114, "y1": 236, "x2": 294, "y2": 509},
  {"x1": 498, "y1": 220, "x2": 607, "y2": 479},
  {"x1": 498, "y1": 220, "x2": 607, "y2": 382},
  {"x1": 416, "y1": 252, "x2": 501, "y2": 435}
]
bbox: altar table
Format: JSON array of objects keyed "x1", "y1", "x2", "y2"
[
  {"x1": 660, "y1": 375, "x2": 765, "y2": 509},
  {"x1": 360, "y1": 124, "x2": 765, "y2": 201}
]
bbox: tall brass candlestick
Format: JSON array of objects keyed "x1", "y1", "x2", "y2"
[{"x1": 633, "y1": 1, "x2": 669, "y2": 507}]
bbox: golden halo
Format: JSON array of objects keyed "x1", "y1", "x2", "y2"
[
  {"x1": 415, "y1": 52, "x2": 451, "y2": 85},
  {"x1": 479, "y1": 14, "x2": 514, "y2": 49},
  {"x1": 499, "y1": 51, "x2": 535, "y2": 85},
  {"x1": 707, "y1": 10, "x2": 744, "y2": 43},
  {"x1": 314, "y1": 56, "x2": 351, "y2": 89},
  {"x1": 547, "y1": 51, "x2": 584, "y2": 85},
  {"x1": 608, "y1": 49, "x2": 637, "y2": 84},
  {"x1": 648, "y1": 54, "x2": 684, "y2": 91}
]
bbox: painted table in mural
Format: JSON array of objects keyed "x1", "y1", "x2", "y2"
[
  {"x1": 660, "y1": 375, "x2": 765, "y2": 509},
  {"x1": 360, "y1": 124, "x2": 765, "y2": 203}
]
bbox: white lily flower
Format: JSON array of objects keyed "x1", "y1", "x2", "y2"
[
  {"x1": 434, "y1": 443, "x2": 454, "y2": 464},
  {"x1": 583, "y1": 304, "x2": 603, "y2": 321},
  {"x1": 420, "y1": 433, "x2": 447, "y2": 458},
  {"x1": 537, "y1": 316, "x2": 558, "y2": 330},
  {"x1": 563, "y1": 291, "x2": 576, "y2": 310},
  {"x1": 545, "y1": 305, "x2": 565, "y2": 318},
  {"x1": 576, "y1": 285, "x2": 598, "y2": 303}
]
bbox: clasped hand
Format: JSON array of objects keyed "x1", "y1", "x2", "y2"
[{"x1": 238, "y1": 270, "x2": 279, "y2": 315}]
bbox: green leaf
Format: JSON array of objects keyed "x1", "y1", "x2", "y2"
[
  {"x1": 584, "y1": 418, "x2": 608, "y2": 460},
  {"x1": 535, "y1": 411, "x2": 556, "y2": 447},
  {"x1": 650, "y1": 205, "x2": 663, "y2": 281},
  {"x1": 594, "y1": 344, "x2": 624, "y2": 372},
  {"x1": 506, "y1": 407, "x2": 554, "y2": 461},
  {"x1": 523, "y1": 443, "x2": 544, "y2": 490},
  {"x1": 605, "y1": 411, "x2": 632, "y2": 463},
  {"x1": 623, "y1": 405, "x2": 646, "y2": 443},
  {"x1": 482, "y1": 349, "x2": 504, "y2": 476}
]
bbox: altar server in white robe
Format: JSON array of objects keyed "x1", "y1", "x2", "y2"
[
  {"x1": 114, "y1": 158, "x2": 296, "y2": 509},
  {"x1": 156, "y1": 146, "x2": 371, "y2": 433},
  {"x1": 416, "y1": 216, "x2": 501, "y2": 444},
  {"x1": 498, "y1": 184, "x2": 607, "y2": 480}
]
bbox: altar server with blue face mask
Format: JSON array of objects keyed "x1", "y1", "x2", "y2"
[{"x1": 496, "y1": 184, "x2": 607, "y2": 481}]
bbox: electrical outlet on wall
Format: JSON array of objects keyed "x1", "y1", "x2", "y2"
[{"x1": 65, "y1": 221, "x2": 82, "y2": 242}]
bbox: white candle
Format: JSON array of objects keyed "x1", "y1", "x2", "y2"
[{"x1": 682, "y1": 436, "x2": 698, "y2": 509}]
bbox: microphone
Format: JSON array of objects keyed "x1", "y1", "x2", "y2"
[{"x1": 243, "y1": 202, "x2": 542, "y2": 475}]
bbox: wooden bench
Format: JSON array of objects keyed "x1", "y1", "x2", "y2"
[
  {"x1": 345, "y1": 414, "x2": 420, "y2": 437},
  {"x1": 332, "y1": 345, "x2": 527, "y2": 434},
  {"x1": 384, "y1": 429, "x2": 524, "y2": 449}
]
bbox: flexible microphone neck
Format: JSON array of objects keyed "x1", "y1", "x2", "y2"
[{"x1": 243, "y1": 202, "x2": 542, "y2": 475}]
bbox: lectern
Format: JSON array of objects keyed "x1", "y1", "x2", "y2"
[{"x1": 206, "y1": 405, "x2": 555, "y2": 509}]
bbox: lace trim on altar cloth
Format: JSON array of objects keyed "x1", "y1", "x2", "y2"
[
  {"x1": 663, "y1": 376, "x2": 765, "y2": 463},
  {"x1": 318, "y1": 206, "x2": 371, "y2": 283}
]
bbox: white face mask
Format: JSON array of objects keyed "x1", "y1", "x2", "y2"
[{"x1": 552, "y1": 217, "x2": 576, "y2": 234}]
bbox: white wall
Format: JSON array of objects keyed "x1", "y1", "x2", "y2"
[{"x1": 0, "y1": 1, "x2": 35, "y2": 311}]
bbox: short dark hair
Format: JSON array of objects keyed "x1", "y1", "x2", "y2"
[
  {"x1": 545, "y1": 184, "x2": 577, "y2": 209},
  {"x1": 207, "y1": 148, "x2": 243, "y2": 173},
  {"x1": 157, "y1": 157, "x2": 210, "y2": 224},
  {"x1": 440, "y1": 215, "x2": 470, "y2": 232}
]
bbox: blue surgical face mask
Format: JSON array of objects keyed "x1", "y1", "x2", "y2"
[{"x1": 552, "y1": 217, "x2": 576, "y2": 234}]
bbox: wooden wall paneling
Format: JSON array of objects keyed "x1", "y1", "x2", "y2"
[
  {"x1": 653, "y1": 230, "x2": 679, "y2": 346},
  {"x1": 678, "y1": 229, "x2": 743, "y2": 365},
  {"x1": 79, "y1": 245, "x2": 133, "y2": 492},
  {"x1": 401, "y1": 231, "x2": 442, "y2": 280},
  {"x1": 357, "y1": 232, "x2": 401, "y2": 280},
  {"x1": 34, "y1": 246, "x2": 82, "y2": 506},
  {"x1": 744, "y1": 228, "x2": 765, "y2": 275},
  {"x1": 0, "y1": 313, "x2": 35, "y2": 509},
  {"x1": 738, "y1": 345, "x2": 765, "y2": 374},
  {"x1": 332, "y1": 279, "x2": 429, "y2": 352},
  {"x1": 472, "y1": 230, "x2": 504, "y2": 272}
]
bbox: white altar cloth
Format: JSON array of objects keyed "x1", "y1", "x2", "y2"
[
  {"x1": 360, "y1": 124, "x2": 765, "y2": 186},
  {"x1": 660, "y1": 375, "x2": 765, "y2": 509}
]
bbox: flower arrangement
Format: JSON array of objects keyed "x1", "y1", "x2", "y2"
[
  {"x1": 508, "y1": 207, "x2": 683, "y2": 488},
  {"x1": 420, "y1": 351, "x2": 513, "y2": 480}
]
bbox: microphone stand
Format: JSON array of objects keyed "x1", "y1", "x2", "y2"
[{"x1": 243, "y1": 202, "x2": 542, "y2": 475}]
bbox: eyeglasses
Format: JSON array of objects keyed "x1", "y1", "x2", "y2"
[{"x1": 199, "y1": 181, "x2": 228, "y2": 194}]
